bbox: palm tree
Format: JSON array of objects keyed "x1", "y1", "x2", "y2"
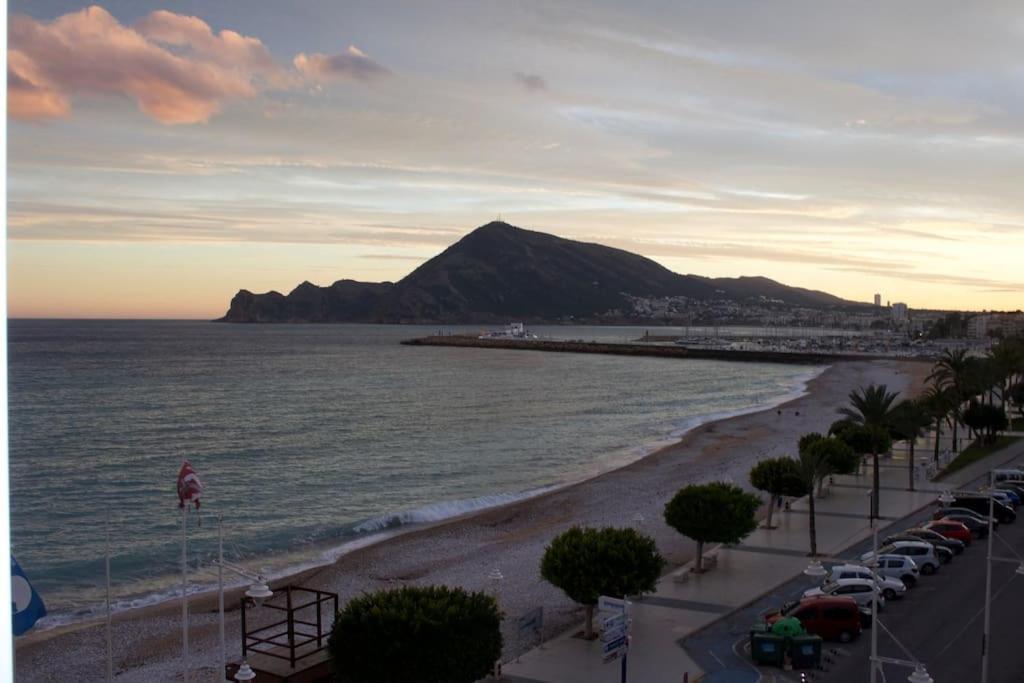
[
  {"x1": 920, "y1": 382, "x2": 953, "y2": 463},
  {"x1": 989, "y1": 341, "x2": 1023, "y2": 412},
  {"x1": 838, "y1": 384, "x2": 900, "y2": 522},
  {"x1": 888, "y1": 398, "x2": 931, "y2": 491},
  {"x1": 795, "y1": 448, "x2": 833, "y2": 557},
  {"x1": 928, "y1": 349, "x2": 970, "y2": 451}
]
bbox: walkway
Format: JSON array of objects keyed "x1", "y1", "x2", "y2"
[{"x1": 499, "y1": 438, "x2": 1024, "y2": 683}]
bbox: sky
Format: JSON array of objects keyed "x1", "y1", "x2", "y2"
[{"x1": 7, "y1": 1, "x2": 1024, "y2": 318}]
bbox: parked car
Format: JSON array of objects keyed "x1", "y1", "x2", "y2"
[
  {"x1": 862, "y1": 541, "x2": 941, "y2": 575},
  {"x1": 987, "y1": 485, "x2": 1019, "y2": 507},
  {"x1": 912, "y1": 524, "x2": 969, "y2": 549},
  {"x1": 898, "y1": 527, "x2": 966, "y2": 553},
  {"x1": 823, "y1": 564, "x2": 907, "y2": 600},
  {"x1": 766, "y1": 596, "x2": 863, "y2": 642},
  {"x1": 952, "y1": 495, "x2": 1016, "y2": 524},
  {"x1": 986, "y1": 489, "x2": 1019, "y2": 508},
  {"x1": 936, "y1": 513, "x2": 992, "y2": 538},
  {"x1": 881, "y1": 534, "x2": 954, "y2": 563},
  {"x1": 933, "y1": 507, "x2": 998, "y2": 532},
  {"x1": 996, "y1": 483, "x2": 1024, "y2": 501},
  {"x1": 804, "y1": 578, "x2": 888, "y2": 609},
  {"x1": 864, "y1": 554, "x2": 920, "y2": 588}
]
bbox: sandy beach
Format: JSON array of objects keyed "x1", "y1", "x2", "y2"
[{"x1": 14, "y1": 358, "x2": 931, "y2": 682}]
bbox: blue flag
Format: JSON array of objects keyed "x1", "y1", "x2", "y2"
[{"x1": 11, "y1": 555, "x2": 46, "y2": 636}]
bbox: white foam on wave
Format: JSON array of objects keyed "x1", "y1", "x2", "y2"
[{"x1": 35, "y1": 363, "x2": 830, "y2": 630}]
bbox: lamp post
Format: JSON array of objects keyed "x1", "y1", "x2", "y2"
[
  {"x1": 489, "y1": 568, "x2": 503, "y2": 680},
  {"x1": 870, "y1": 525, "x2": 879, "y2": 683},
  {"x1": 982, "y1": 472, "x2": 995, "y2": 683},
  {"x1": 211, "y1": 517, "x2": 273, "y2": 682}
]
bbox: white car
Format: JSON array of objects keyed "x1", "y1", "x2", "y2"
[
  {"x1": 824, "y1": 564, "x2": 907, "y2": 600},
  {"x1": 862, "y1": 541, "x2": 941, "y2": 575},
  {"x1": 803, "y1": 578, "x2": 886, "y2": 609},
  {"x1": 864, "y1": 554, "x2": 920, "y2": 588}
]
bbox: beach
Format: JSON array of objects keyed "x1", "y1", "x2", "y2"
[{"x1": 14, "y1": 358, "x2": 931, "y2": 682}]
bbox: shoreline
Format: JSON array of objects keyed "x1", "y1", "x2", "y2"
[
  {"x1": 19, "y1": 361, "x2": 828, "y2": 639},
  {"x1": 14, "y1": 358, "x2": 932, "y2": 682}
]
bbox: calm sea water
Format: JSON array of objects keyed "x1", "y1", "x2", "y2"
[{"x1": 7, "y1": 320, "x2": 822, "y2": 626}]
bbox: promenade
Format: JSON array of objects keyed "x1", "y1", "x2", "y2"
[{"x1": 499, "y1": 438, "x2": 1024, "y2": 683}]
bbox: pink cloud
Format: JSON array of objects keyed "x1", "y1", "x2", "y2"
[
  {"x1": 294, "y1": 46, "x2": 391, "y2": 83},
  {"x1": 8, "y1": 5, "x2": 390, "y2": 125}
]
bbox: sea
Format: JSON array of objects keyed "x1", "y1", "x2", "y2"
[{"x1": 7, "y1": 320, "x2": 828, "y2": 628}]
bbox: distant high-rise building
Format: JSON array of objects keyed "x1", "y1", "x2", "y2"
[
  {"x1": 892, "y1": 302, "x2": 909, "y2": 325},
  {"x1": 874, "y1": 293, "x2": 881, "y2": 307}
]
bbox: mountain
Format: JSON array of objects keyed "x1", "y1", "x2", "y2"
[{"x1": 218, "y1": 221, "x2": 855, "y2": 323}]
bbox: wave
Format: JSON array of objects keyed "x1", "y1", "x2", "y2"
[{"x1": 32, "y1": 362, "x2": 830, "y2": 631}]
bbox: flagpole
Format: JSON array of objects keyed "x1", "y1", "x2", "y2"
[
  {"x1": 105, "y1": 512, "x2": 113, "y2": 683},
  {"x1": 182, "y1": 501, "x2": 189, "y2": 683},
  {"x1": 218, "y1": 514, "x2": 226, "y2": 682}
]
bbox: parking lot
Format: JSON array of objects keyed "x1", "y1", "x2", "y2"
[{"x1": 684, "y1": 461, "x2": 1024, "y2": 682}]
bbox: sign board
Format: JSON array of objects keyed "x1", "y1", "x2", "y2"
[
  {"x1": 517, "y1": 607, "x2": 543, "y2": 636},
  {"x1": 598, "y1": 595, "x2": 628, "y2": 614},
  {"x1": 598, "y1": 597, "x2": 631, "y2": 664}
]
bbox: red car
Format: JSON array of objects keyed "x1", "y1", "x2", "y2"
[
  {"x1": 765, "y1": 596, "x2": 863, "y2": 643},
  {"x1": 925, "y1": 519, "x2": 973, "y2": 545}
]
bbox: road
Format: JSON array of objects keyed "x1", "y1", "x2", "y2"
[
  {"x1": 819, "y1": 502, "x2": 1024, "y2": 683},
  {"x1": 684, "y1": 464, "x2": 1024, "y2": 683}
]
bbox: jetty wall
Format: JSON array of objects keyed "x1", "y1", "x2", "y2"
[{"x1": 400, "y1": 336, "x2": 898, "y2": 365}]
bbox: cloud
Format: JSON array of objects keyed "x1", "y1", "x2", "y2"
[
  {"x1": 515, "y1": 72, "x2": 548, "y2": 92},
  {"x1": 293, "y1": 46, "x2": 391, "y2": 83},
  {"x1": 8, "y1": 55, "x2": 69, "y2": 121},
  {"x1": 8, "y1": 6, "x2": 389, "y2": 124}
]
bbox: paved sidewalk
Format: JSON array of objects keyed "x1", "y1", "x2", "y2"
[{"x1": 499, "y1": 437, "x2": 1024, "y2": 683}]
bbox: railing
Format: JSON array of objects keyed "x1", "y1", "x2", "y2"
[{"x1": 241, "y1": 585, "x2": 339, "y2": 669}]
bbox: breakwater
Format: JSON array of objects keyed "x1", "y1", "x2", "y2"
[{"x1": 401, "y1": 335, "x2": 894, "y2": 365}]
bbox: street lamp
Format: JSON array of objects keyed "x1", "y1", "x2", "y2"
[
  {"x1": 234, "y1": 662, "x2": 256, "y2": 681},
  {"x1": 981, "y1": 474, "x2": 1024, "y2": 683},
  {"x1": 803, "y1": 560, "x2": 827, "y2": 577},
  {"x1": 211, "y1": 516, "x2": 274, "y2": 682},
  {"x1": 489, "y1": 568, "x2": 504, "y2": 680},
  {"x1": 937, "y1": 491, "x2": 955, "y2": 505}
]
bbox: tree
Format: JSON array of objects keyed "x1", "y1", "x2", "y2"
[
  {"x1": 920, "y1": 383, "x2": 954, "y2": 463},
  {"x1": 329, "y1": 585, "x2": 501, "y2": 683},
  {"x1": 962, "y1": 401, "x2": 1009, "y2": 444},
  {"x1": 664, "y1": 482, "x2": 760, "y2": 573},
  {"x1": 749, "y1": 458, "x2": 808, "y2": 529},
  {"x1": 929, "y1": 349, "x2": 970, "y2": 450},
  {"x1": 838, "y1": 384, "x2": 900, "y2": 522},
  {"x1": 540, "y1": 526, "x2": 664, "y2": 639},
  {"x1": 1011, "y1": 382, "x2": 1024, "y2": 421},
  {"x1": 794, "y1": 447, "x2": 835, "y2": 557},
  {"x1": 888, "y1": 399, "x2": 932, "y2": 491},
  {"x1": 807, "y1": 436, "x2": 860, "y2": 476}
]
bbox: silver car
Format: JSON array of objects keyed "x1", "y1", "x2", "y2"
[
  {"x1": 861, "y1": 554, "x2": 919, "y2": 588},
  {"x1": 803, "y1": 577, "x2": 886, "y2": 609},
  {"x1": 824, "y1": 564, "x2": 907, "y2": 600},
  {"x1": 862, "y1": 540, "x2": 941, "y2": 575}
]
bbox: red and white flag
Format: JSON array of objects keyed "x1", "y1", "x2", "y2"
[{"x1": 177, "y1": 460, "x2": 204, "y2": 511}]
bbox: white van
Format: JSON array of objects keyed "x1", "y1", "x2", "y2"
[{"x1": 993, "y1": 469, "x2": 1024, "y2": 483}]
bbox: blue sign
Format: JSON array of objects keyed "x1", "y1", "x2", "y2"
[{"x1": 11, "y1": 555, "x2": 46, "y2": 636}]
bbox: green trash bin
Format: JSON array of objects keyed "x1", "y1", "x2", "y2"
[
  {"x1": 789, "y1": 634, "x2": 823, "y2": 669},
  {"x1": 750, "y1": 632, "x2": 787, "y2": 667}
]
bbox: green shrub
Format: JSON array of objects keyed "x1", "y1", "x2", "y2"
[
  {"x1": 329, "y1": 585, "x2": 501, "y2": 683},
  {"x1": 540, "y1": 526, "x2": 664, "y2": 638},
  {"x1": 664, "y1": 482, "x2": 760, "y2": 572}
]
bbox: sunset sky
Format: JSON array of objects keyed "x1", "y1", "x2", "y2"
[{"x1": 8, "y1": 1, "x2": 1023, "y2": 318}]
